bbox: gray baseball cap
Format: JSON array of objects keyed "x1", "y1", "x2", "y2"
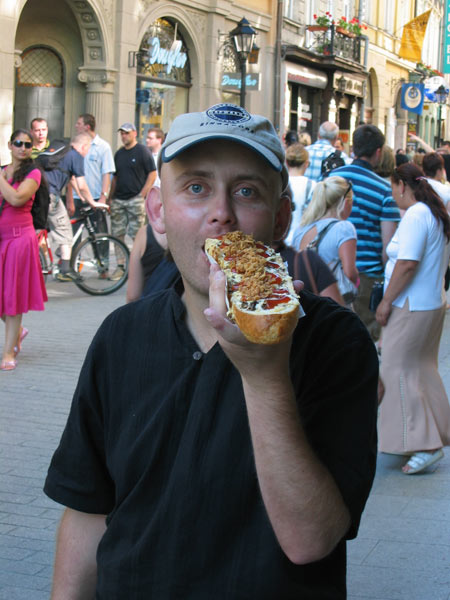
[
  {"x1": 159, "y1": 104, "x2": 288, "y2": 190},
  {"x1": 118, "y1": 122, "x2": 136, "y2": 132}
]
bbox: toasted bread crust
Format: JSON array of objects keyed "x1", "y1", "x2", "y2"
[{"x1": 232, "y1": 303, "x2": 300, "y2": 345}]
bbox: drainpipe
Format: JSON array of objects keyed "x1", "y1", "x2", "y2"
[
  {"x1": 359, "y1": 34, "x2": 369, "y2": 123},
  {"x1": 273, "y1": 0, "x2": 283, "y2": 131}
]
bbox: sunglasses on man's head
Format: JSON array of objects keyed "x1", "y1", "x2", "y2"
[{"x1": 12, "y1": 140, "x2": 32, "y2": 149}]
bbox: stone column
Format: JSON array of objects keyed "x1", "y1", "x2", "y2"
[{"x1": 78, "y1": 67, "x2": 117, "y2": 146}]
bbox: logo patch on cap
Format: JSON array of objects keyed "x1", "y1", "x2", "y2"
[{"x1": 205, "y1": 104, "x2": 251, "y2": 124}]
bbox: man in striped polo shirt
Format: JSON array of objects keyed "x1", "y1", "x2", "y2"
[{"x1": 333, "y1": 125, "x2": 400, "y2": 341}]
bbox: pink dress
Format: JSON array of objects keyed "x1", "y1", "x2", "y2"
[{"x1": 0, "y1": 168, "x2": 48, "y2": 316}]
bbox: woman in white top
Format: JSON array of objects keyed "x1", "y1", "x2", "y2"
[
  {"x1": 422, "y1": 152, "x2": 450, "y2": 210},
  {"x1": 292, "y1": 176, "x2": 358, "y2": 305},
  {"x1": 284, "y1": 143, "x2": 316, "y2": 246},
  {"x1": 376, "y1": 162, "x2": 450, "y2": 474}
]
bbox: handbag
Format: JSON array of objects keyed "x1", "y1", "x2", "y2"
[
  {"x1": 368, "y1": 280, "x2": 384, "y2": 312},
  {"x1": 294, "y1": 249, "x2": 319, "y2": 295},
  {"x1": 330, "y1": 260, "x2": 358, "y2": 304},
  {"x1": 306, "y1": 220, "x2": 358, "y2": 303}
]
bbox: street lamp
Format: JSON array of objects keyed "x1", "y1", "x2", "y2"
[
  {"x1": 435, "y1": 84, "x2": 448, "y2": 147},
  {"x1": 230, "y1": 17, "x2": 256, "y2": 109}
]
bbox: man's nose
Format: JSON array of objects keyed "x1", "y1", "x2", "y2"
[{"x1": 208, "y1": 192, "x2": 237, "y2": 225}]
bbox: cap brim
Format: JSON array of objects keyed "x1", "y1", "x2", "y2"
[{"x1": 161, "y1": 133, "x2": 283, "y2": 173}]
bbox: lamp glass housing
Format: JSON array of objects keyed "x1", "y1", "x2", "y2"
[{"x1": 230, "y1": 18, "x2": 256, "y2": 56}]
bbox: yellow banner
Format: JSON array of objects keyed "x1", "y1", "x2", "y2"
[{"x1": 398, "y1": 10, "x2": 432, "y2": 62}]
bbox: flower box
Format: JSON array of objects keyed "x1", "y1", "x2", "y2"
[
  {"x1": 336, "y1": 26, "x2": 355, "y2": 37},
  {"x1": 307, "y1": 25, "x2": 328, "y2": 32}
]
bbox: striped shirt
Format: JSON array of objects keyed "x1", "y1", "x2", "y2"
[{"x1": 332, "y1": 159, "x2": 400, "y2": 275}]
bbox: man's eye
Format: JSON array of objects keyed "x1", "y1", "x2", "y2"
[
  {"x1": 189, "y1": 184, "x2": 203, "y2": 194},
  {"x1": 237, "y1": 187, "x2": 254, "y2": 198}
]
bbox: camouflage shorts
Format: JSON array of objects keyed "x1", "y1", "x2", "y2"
[{"x1": 110, "y1": 196, "x2": 146, "y2": 241}]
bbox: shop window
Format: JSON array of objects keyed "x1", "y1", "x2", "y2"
[
  {"x1": 136, "y1": 18, "x2": 191, "y2": 138},
  {"x1": 17, "y1": 47, "x2": 63, "y2": 87}
]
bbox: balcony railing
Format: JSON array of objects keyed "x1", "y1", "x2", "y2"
[{"x1": 305, "y1": 24, "x2": 361, "y2": 63}]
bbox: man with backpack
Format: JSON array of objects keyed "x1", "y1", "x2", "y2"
[
  {"x1": 34, "y1": 131, "x2": 104, "y2": 282},
  {"x1": 304, "y1": 122, "x2": 345, "y2": 181}
]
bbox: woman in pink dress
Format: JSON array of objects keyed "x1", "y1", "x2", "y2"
[{"x1": 0, "y1": 129, "x2": 48, "y2": 371}]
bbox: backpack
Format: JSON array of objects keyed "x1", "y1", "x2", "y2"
[
  {"x1": 321, "y1": 150, "x2": 346, "y2": 178},
  {"x1": 35, "y1": 139, "x2": 71, "y2": 174},
  {"x1": 32, "y1": 140, "x2": 71, "y2": 229},
  {"x1": 30, "y1": 166, "x2": 50, "y2": 230}
]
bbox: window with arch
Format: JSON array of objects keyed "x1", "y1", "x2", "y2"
[{"x1": 17, "y1": 47, "x2": 63, "y2": 87}]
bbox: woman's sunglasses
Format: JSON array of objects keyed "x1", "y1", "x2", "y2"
[{"x1": 12, "y1": 140, "x2": 32, "y2": 149}]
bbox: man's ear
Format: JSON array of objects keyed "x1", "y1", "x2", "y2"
[
  {"x1": 146, "y1": 187, "x2": 165, "y2": 234},
  {"x1": 273, "y1": 193, "x2": 292, "y2": 242}
]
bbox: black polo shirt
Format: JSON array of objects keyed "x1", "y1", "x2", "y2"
[{"x1": 44, "y1": 288, "x2": 378, "y2": 599}]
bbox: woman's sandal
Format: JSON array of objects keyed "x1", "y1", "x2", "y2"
[
  {"x1": 13, "y1": 327, "x2": 29, "y2": 357},
  {"x1": 0, "y1": 359, "x2": 17, "y2": 371},
  {"x1": 402, "y1": 449, "x2": 444, "y2": 474}
]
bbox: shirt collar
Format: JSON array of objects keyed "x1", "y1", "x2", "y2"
[{"x1": 352, "y1": 158, "x2": 373, "y2": 171}]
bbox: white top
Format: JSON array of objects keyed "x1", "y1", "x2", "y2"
[
  {"x1": 426, "y1": 177, "x2": 450, "y2": 208},
  {"x1": 152, "y1": 152, "x2": 161, "y2": 188},
  {"x1": 285, "y1": 176, "x2": 316, "y2": 246},
  {"x1": 384, "y1": 202, "x2": 450, "y2": 310},
  {"x1": 293, "y1": 218, "x2": 357, "y2": 266}
]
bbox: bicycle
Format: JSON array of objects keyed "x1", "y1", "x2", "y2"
[{"x1": 38, "y1": 205, "x2": 130, "y2": 296}]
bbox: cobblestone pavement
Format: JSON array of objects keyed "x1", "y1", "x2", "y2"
[{"x1": 0, "y1": 283, "x2": 449, "y2": 599}]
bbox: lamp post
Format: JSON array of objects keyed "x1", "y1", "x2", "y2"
[
  {"x1": 230, "y1": 17, "x2": 256, "y2": 109},
  {"x1": 435, "y1": 84, "x2": 448, "y2": 147}
]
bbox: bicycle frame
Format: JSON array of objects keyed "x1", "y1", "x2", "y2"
[{"x1": 70, "y1": 208, "x2": 110, "y2": 272}]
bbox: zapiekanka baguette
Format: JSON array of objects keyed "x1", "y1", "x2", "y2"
[{"x1": 205, "y1": 231, "x2": 300, "y2": 344}]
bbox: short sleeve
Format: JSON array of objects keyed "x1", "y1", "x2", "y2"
[
  {"x1": 142, "y1": 145, "x2": 156, "y2": 173},
  {"x1": 335, "y1": 220, "x2": 357, "y2": 248},
  {"x1": 380, "y1": 190, "x2": 401, "y2": 222},
  {"x1": 25, "y1": 168, "x2": 41, "y2": 187},
  {"x1": 396, "y1": 209, "x2": 427, "y2": 261},
  {"x1": 70, "y1": 149, "x2": 85, "y2": 178},
  {"x1": 100, "y1": 144, "x2": 115, "y2": 176}
]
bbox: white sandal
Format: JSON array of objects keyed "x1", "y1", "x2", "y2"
[{"x1": 403, "y1": 449, "x2": 444, "y2": 474}]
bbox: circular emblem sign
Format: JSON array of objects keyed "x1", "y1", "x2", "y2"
[
  {"x1": 404, "y1": 85, "x2": 423, "y2": 110},
  {"x1": 206, "y1": 104, "x2": 251, "y2": 124}
]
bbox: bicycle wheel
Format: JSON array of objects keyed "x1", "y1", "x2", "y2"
[{"x1": 70, "y1": 234, "x2": 130, "y2": 296}]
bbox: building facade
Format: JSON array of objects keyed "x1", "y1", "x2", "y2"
[
  {"x1": 0, "y1": 0, "x2": 275, "y2": 163},
  {"x1": 1, "y1": 0, "x2": 448, "y2": 164}
]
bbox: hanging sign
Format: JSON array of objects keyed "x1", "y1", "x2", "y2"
[{"x1": 400, "y1": 83, "x2": 425, "y2": 114}]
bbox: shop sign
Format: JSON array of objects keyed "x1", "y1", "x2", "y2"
[
  {"x1": 286, "y1": 63, "x2": 327, "y2": 89},
  {"x1": 333, "y1": 73, "x2": 364, "y2": 96},
  {"x1": 147, "y1": 36, "x2": 187, "y2": 75},
  {"x1": 221, "y1": 72, "x2": 260, "y2": 91}
]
